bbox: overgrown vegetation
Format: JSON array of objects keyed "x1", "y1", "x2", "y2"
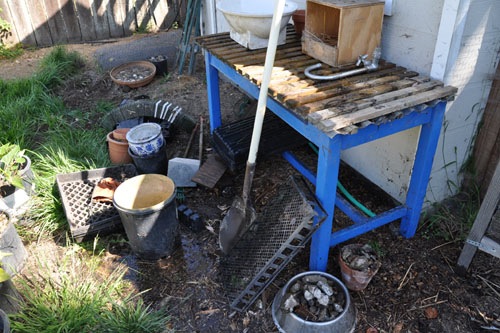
[
  {"x1": 0, "y1": 46, "x2": 107, "y2": 236},
  {"x1": 10, "y1": 244, "x2": 170, "y2": 333},
  {"x1": 1, "y1": 47, "x2": 170, "y2": 332},
  {"x1": 419, "y1": 186, "x2": 480, "y2": 242}
]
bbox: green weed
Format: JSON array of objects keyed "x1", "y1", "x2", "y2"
[{"x1": 419, "y1": 187, "x2": 480, "y2": 241}]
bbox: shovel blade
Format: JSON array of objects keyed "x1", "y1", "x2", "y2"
[{"x1": 219, "y1": 197, "x2": 256, "y2": 254}]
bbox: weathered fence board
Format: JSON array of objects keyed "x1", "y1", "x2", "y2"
[
  {"x1": 44, "y1": 0, "x2": 69, "y2": 44},
  {"x1": 3, "y1": 0, "x2": 37, "y2": 45},
  {"x1": 75, "y1": 0, "x2": 98, "y2": 41},
  {"x1": 0, "y1": 0, "x2": 171, "y2": 47},
  {"x1": 106, "y1": 0, "x2": 125, "y2": 38},
  {"x1": 92, "y1": 0, "x2": 112, "y2": 40},
  {"x1": 25, "y1": 0, "x2": 52, "y2": 46}
]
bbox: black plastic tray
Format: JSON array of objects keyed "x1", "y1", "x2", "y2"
[
  {"x1": 56, "y1": 165, "x2": 137, "y2": 242},
  {"x1": 211, "y1": 113, "x2": 306, "y2": 171}
]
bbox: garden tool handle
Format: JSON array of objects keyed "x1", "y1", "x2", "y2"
[{"x1": 246, "y1": 0, "x2": 286, "y2": 165}]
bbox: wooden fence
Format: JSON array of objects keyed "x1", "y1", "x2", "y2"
[{"x1": 0, "y1": 0, "x2": 177, "y2": 47}]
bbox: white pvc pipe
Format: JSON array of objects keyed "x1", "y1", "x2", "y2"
[{"x1": 247, "y1": 0, "x2": 286, "y2": 164}]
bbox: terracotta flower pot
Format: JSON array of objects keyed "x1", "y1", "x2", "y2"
[
  {"x1": 107, "y1": 131, "x2": 133, "y2": 164},
  {"x1": 338, "y1": 243, "x2": 381, "y2": 291},
  {"x1": 112, "y1": 128, "x2": 130, "y2": 142},
  {"x1": 292, "y1": 10, "x2": 305, "y2": 38}
]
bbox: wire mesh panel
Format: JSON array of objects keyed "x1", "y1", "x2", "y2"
[
  {"x1": 221, "y1": 176, "x2": 325, "y2": 311},
  {"x1": 56, "y1": 165, "x2": 137, "y2": 242}
]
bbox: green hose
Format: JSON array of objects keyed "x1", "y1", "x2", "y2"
[{"x1": 307, "y1": 142, "x2": 376, "y2": 218}]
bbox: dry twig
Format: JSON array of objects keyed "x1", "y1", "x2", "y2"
[{"x1": 397, "y1": 262, "x2": 414, "y2": 290}]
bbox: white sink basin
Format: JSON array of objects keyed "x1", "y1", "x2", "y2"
[{"x1": 217, "y1": 0, "x2": 297, "y2": 50}]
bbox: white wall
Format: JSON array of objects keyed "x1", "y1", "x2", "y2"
[{"x1": 342, "y1": 0, "x2": 500, "y2": 205}]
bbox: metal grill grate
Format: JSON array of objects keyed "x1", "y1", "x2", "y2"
[
  {"x1": 221, "y1": 176, "x2": 325, "y2": 312},
  {"x1": 56, "y1": 165, "x2": 137, "y2": 242}
]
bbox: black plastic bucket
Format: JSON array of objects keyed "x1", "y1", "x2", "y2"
[
  {"x1": 129, "y1": 142, "x2": 168, "y2": 175},
  {"x1": 113, "y1": 174, "x2": 178, "y2": 260}
]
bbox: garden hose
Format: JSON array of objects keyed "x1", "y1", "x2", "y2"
[{"x1": 307, "y1": 142, "x2": 376, "y2": 218}]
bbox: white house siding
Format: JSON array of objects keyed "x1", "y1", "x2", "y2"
[{"x1": 341, "y1": 0, "x2": 500, "y2": 206}]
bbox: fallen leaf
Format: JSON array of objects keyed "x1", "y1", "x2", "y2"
[
  {"x1": 425, "y1": 307, "x2": 439, "y2": 319},
  {"x1": 243, "y1": 316, "x2": 250, "y2": 327},
  {"x1": 366, "y1": 327, "x2": 378, "y2": 333}
]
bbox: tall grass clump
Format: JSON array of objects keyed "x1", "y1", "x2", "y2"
[
  {"x1": 10, "y1": 249, "x2": 170, "y2": 333},
  {"x1": 35, "y1": 46, "x2": 85, "y2": 89},
  {"x1": 0, "y1": 46, "x2": 110, "y2": 237}
]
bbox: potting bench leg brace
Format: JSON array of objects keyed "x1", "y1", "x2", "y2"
[{"x1": 204, "y1": 52, "x2": 447, "y2": 271}]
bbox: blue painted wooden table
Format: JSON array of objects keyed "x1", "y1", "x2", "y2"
[{"x1": 197, "y1": 30, "x2": 456, "y2": 271}]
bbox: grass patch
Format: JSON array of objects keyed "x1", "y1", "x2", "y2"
[
  {"x1": 1, "y1": 47, "x2": 171, "y2": 332},
  {"x1": 1, "y1": 46, "x2": 109, "y2": 237},
  {"x1": 10, "y1": 246, "x2": 170, "y2": 333},
  {"x1": 419, "y1": 187, "x2": 480, "y2": 241},
  {"x1": 0, "y1": 43, "x2": 24, "y2": 59}
]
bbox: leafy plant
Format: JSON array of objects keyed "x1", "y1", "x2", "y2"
[
  {"x1": 0, "y1": 8, "x2": 23, "y2": 59},
  {"x1": 0, "y1": 143, "x2": 27, "y2": 189}
]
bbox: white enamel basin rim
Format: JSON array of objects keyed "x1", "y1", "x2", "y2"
[{"x1": 217, "y1": 0, "x2": 297, "y2": 17}]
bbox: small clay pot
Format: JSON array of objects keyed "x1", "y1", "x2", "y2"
[
  {"x1": 112, "y1": 128, "x2": 130, "y2": 142},
  {"x1": 338, "y1": 243, "x2": 381, "y2": 291},
  {"x1": 107, "y1": 131, "x2": 133, "y2": 164},
  {"x1": 292, "y1": 10, "x2": 305, "y2": 38}
]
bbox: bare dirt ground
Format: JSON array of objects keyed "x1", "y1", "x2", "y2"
[{"x1": 1, "y1": 32, "x2": 500, "y2": 333}]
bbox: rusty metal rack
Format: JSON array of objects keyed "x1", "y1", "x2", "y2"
[
  {"x1": 56, "y1": 165, "x2": 137, "y2": 242},
  {"x1": 197, "y1": 26, "x2": 457, "y2": 272},
  {"x1": 221, "y1": 176, "x2": 326, "y2": 311}
]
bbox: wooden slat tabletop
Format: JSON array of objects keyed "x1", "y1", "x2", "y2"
[{"x1": 196, "y1": 27, "x2": 457, "y2": 134}]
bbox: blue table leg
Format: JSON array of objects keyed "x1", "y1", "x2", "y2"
[
  {"x1": 205, "y1": 52, "x2": 222, "y2": 133},
  {"x1": 309, "y1": 137, "x2": 342, "y2": 271},
  {"x1": 400, "y1": 101, "x2": 446, "y2": 237}
]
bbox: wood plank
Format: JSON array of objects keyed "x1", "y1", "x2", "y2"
[
  {"x1": 24, "y1": 0, "x2": 52, "y2": 46},
  {"x1": 310, "y1": 80, "x2": 440, "y2": 125},
  {"x1": 5, "y1": 0, "x2": 37, "y2": 45},
  {"x1": 59, "y1": 0, "x2": 81, "y2": 42},
  {"x1": 277, "y1": 65, "x2": 404, "y2": 103},
  {"x1": 294, "y1": 73, "x2": 419, "y2": 114},
  {"x1": 458, "y1": 160, "x2": 500, "y2": 269},
  {"x1": 103, "y1": 0, "x2": 124, "y2": 38},
  {"x1": 121, "y1": 0, "x2": 135, "y2": 34},
  {"x1": 90, "y1": 0, "x2": 111, "y2": 40},
  {"x1": 135, "y1": 0, "x2": 152, "y2": 31},
  {"x1": 473, "y1": 63, "x2": 500, "y2": 197},
  {"x1": 249, "y1": 59, "x2": 320, "y2": 84},
  {"x1": 323, "y1": 86, "x2": 457, "y2": 131},
  {"x1": 479, "y1": 236, "x2": 500, "y2": 259},
  {"x1": 266, "y1": 63, "x2": 397, "y2": 97},
  {"x1": 43, "y1": 0, "x2": 68, "y2": 43},
  {"x1": 74, "y1": 0, "x2": 97, "y2": 41},
  {"x1": 150, "y1": 0, "x2": 170, "y2": 30},
  {"x1": 110, "y1": 1, "x2": 127, "y2": 36},
  {"x1": 230, "y1": 46, "x2": 303, "y2": 66},
  {"x1": 191, "y1": 154, "x2": 228, "y2": 188}
]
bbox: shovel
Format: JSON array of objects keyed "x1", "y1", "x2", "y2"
[{"x1": 219, "y1": 0, "x2": 288, "y2": 254}]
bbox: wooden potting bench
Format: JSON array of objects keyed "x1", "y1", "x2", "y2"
[{"x1": 197, "y1": 28, "x2": 457, "y2": 271}]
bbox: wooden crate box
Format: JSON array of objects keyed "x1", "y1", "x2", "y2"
[{"x1": 302, "y1": 0, "x2": 385, "y2": 67}]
